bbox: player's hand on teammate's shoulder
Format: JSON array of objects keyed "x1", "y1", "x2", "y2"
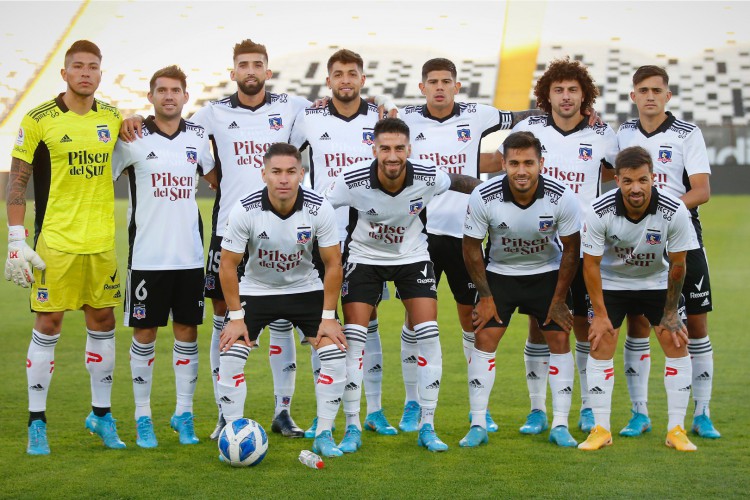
[
  {"x1": 373, "y1": 95, "x2": 398, "y2": 119},
  {"x1": 588, "y1": 315, "x2": 615, "y2": 351},
  {"x1": 315, "y1": 319, "x2": 347, "y2": 351},
  {"x1": 220, "y1": 318, "x2": 252, "y2": 351},
  {"x1": 584, "y1": 107, "x2": 604, "y2": 127},
  {"x1": 119, "y1": 115, "x2": 145, "y2": 142},
  {"x1": 311, "y1": 96, "x2": 329, "y2": 109},
  {"x1": 544, "y1": 300, "x2": 573, "y2": 333},
  {"x1": 472, "y1": 296, "x2": 501, "y2": 333}
]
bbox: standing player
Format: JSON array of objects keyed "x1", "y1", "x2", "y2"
[
  {"x1": 325, "y1": 118, "x2": 482, "y2": 453},
  {"x1": 112, "y1": 66, "x2": 216, "y2": 448},
  {"x1": 579, "y1": 146, "x2": 698, "y2": 451},
  {"x1": 617, "y1": 66, "x2": 719, "y2": 439},
  {"x1": 217, "y1": 143, "x2": 347, "y2": 458},
  {"x1": 510, "y1": 58, "x2": 618, "y2": 435},
  {"x1": 290, "y1": 49, "x2": 398, "y2": 438},
  {"x1": 398, "y1": 58, "x2": 539, "y2": 432},
  {"x1": 461, "y1": 131, "x2": 581, "y2": 448},
  {"x1": 6, "y1": 41, "x2": 124, "y2": 454}
]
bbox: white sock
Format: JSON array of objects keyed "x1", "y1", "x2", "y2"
[
  {"x1": 343, "y1": 324, "x2": 366, "y2": 430},
  {"x1": 210, "y1": 315, "x2": 223, "y2": 418},
  {"x1": 549, "y1": 352, "x2": 574, "y2": 428},
  {"x1": 468, "y1": 347, "x2": 496, "y2": 429},
  {"x1": 688, "y1": 337, "x2": 713, "y2": 417},
  {"x1": 624, "y1": 336, "x2": 650, "y2": 416},
  {"x1": 586, "y1": 356, "x2": 615, "y2": 432},
  {"x1": 575, "y1": 341, "x2": 590, "y2": 410},
  {"x1": 218, "y1": 344, "x2": 252, "y2": 423},
  {"x1": 173, "y1": 340, "x2": 198, "y2": 415},
  {"x1": 524, "y1": 341, "x2": 549, "y2": 412},
  {"x1": 310, "y1": 344, "x2": 321, "y2": 385},
  {"x1": 27, "y1": 330, "x2": 59, "y2": 412},
  {"x1": 664, "y1": 355, "x2": 692, "y2": 430},
  {"x1": 86, "y1": 329, "x2": 115, "y2": 409},
  {"x1": 364, "y1": 319, "x2": 383, "y2": 415},
  {"x1": 462, "y1": 330, "x2": 475, "y2": 364},
  {"x1": 130, "y1": 338, "x2": 155, "y2": 419},
  {"x1": 269, "y1": 320, "x2": 296, "y2": 417},
  {"x1": 415, "y1": 321, "x2": 442, "y2": 429},
  {"x1": 400, "y1": 325, "x2": 419, "y2": 403},
  {"x1": 315, "y1": 344, "x2": 346, "y2": 436}
]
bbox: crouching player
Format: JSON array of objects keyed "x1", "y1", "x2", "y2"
[
  {"x1": 217, "y1": 143, "x2": 348, "y2": 458},
  {"x1": 579, "y1": 146, "x2": 698, "y2": 451},
  {"x1": 461, "y1": 131, "x2": 581, "y2": 448}
]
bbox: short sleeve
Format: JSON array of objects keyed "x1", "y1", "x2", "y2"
[
  {"x1": 11, "y1": 114, "x2": 42, "y2": 164},
  {"x1": 434, "y1": 168, "x2": 451, "y2": 196},
  {"x1": 683, "y1": 128, "x2": 711, "y2": 177},
  {"x1": 463, "y1": 185, "x2": 490, "y2": 239},
  {"x1": 189, "y1": 105, "x2": 213, "y2": 135},
  {"x1": 111, "y1": 139, "x2": 132, "y2": 180},
  {"x1": 556, "y1": 187, "x2": 582, "y2": 237},
  {"x1": 198, "y1": 133, "x2": 215, "y2": 176},
  {"x1": 221, "y1": 202, "x2": 251, "y2": 254},
  {"x1": 289, "y1": 108, "x2": 308, "y2": 150},
  {"x1": 667, "y1": 201, "x2": 700, "y2": 253},
  {"x1": 324, "y1": 177, "x2": 350, "y2": 209},
  {"x1": 315, "y1": 199, "x2": 340, "y2": 248},
  {"x1": 602, "y1": 126, "x2": 619, "y2": 169},
  {"x1": 582, "y1": 204, "x2": 606, "y2": 257}
]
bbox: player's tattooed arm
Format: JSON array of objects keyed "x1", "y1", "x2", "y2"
[
  {"x1": 463, "y1": 235, "x2": 501, "y2": 332},
  {"x1": 658, "y1": 250, "x2": 689, "y2": 347},
  {"x1": 447, "y1": 173, "x2": 482, "y2": 194},
  {"x1": 545, "y1": 232, "x2": 580, "y2": 332},
  {"x1": 7, "y1": 157, "x2": 32, "y2": 224},
  {"x1": 509, "y1": 108, "x2": 543, "y2": 128}
]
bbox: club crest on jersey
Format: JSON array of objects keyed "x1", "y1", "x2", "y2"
[
  {"x1": 578, "y1": 145, "x2": 593, "y2": 161},
  {"x1": 97, "y1": 125, "x2": 111, "y2": 143},
  {"x1": 362, "y1": 130, "x2": 374, "y2": 145},
  {"x1": 409, "y1": 198, "x2": 424, "y2": 215},
  {"x1": 36, "y1": 288, "x2": 49, "y2": 303},
  {"x1": 268, "y1": 115, "x2": 284, "y2": 130},
  {"x1": 205, "y1": 274, "x2": 216, "y2": 291},
  {"x1": 657, "y1": 149, "x2": 672, "y2": 163},
  {"x1": 457, "y1": 128, "x2": 471, "y2": 142},
  {"x1": 296, "y1": 226, "x2": 312, "y2": 244},
  {"x1": 133, "y1": 303, "x2": 146, "y2": 320},
  {"x1": 186, "y1": 149, "x2": 198, "y2": 164},
  {"x1": 646, "y1": 230, "x2": 662, "y2": 245},
  {"x1": 538, "y1": 217, "x2": 554, "y2": 232}
]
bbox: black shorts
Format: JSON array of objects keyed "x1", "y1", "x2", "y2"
[
  {"x1": 484, "y1": 270, "x2": 568, "y2": 331},
  {"x1": 683, "y1": 247, "x2": 712, "y2": 315},
  {"x1": 238, "y1": 291, "x2": 324, "y2": 342},
  {"x1": 428, "y1": 233, "x2": 476, "y2": 305},
  {"x1": 602, "y1": 289, "x2": 681, "y2": 329},
  {"x1": 570, "y1": 260, "x2": 592, "y2": 318},
  {"x1": 125, "y1": 268, "x2": 205, "y2": 328},
  {"x1": 341, "y1": 261, "x2": 437, "y2": 306},
  {"x1": 205, "y1": 234, "x2": 247, "y2": 300}
]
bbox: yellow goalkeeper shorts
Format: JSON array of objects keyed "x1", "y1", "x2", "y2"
[{"x1": 30, "y1": 233, "x2": 121, "y2": 312}]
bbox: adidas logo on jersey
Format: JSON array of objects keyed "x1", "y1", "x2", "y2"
[
  {"x1": 326, "y1": 398, "x2": 342, "y2": 405},
  {"x1": 541, "y1": 145, "x2": 548, "y2": 153},
  {"x1": 403, "y1": 355, "x2": 418, "y2": 364},
  {"x1": 498, "y1": 222, "x2": 510, "y2": 230},
  {"x1": 219, "y1": 396, "x2": 234, "y2": 404},
  {"x1": 29, "y1": 384, "x2": 44, "y2": 391},
  {"x1": 558, "y1": 386, "x2": 572, "y2": 395},
  {"x1": 257, "y1": 231, "x2": 269, "y2": 240},
  {"x1": 625, "y1": 367, "x2": 638, "y2": 376},
  {"x1": 589, "y1": 386, "x2": 605, "y2": 394},
  {"x1": 415, "y1": 133, "x2": 426, "y2": 141},
  {"x1": 696, "y1": 371, "x2": 711, "y2": 380},
  {"x1": 60, "y1": 134, "x2": 72, "y2": 143},
  {"x1": 469, "y1": 379, "x2": 484, "y2": 389},
  {"x1": 426, "y1": 380, "x2": 441, "y2": 390},
  {"x1": 132, "y1": 376, "x2": 147, "y2": 385},
  {"x1": 320, "y1": 132, "x2": 331, "y2": 140},
  {"x1": 526, "y1": 371, "x2": 540, "y2": 380},
  {"x1": 368, "y1": 364, "x2": 382, "y2": 373},
  {"x1": 228, "y1": 121, "x2": 240, "y2": 129},
  {"x1": 366, "y1": 208, "x2": 378, "y2": 216},
  {"x1": 100, "y1": 375, "x2": 113, "y2": 384},
  {"x1": 611, "y1": 235, "x2": 620, "y2": 241},
  {"x1": 345, "y1": 382, "x2": 359, "y2": 391},
  {"x1": 146, "y1": 151, "x2": 158, "y2": 160},
  {"x1": 283, "y1": 363, "x2": 297, "y2": 373}
]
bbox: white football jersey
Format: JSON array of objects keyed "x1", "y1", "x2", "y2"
[
  {"x1": 402, "y1": 103, "x2": 513, "y2": 238},
  {"x1": 617, "y1": 112, "x2": 711, "y2": 241},
  {"x1": 289, "y1": 99, "x2": 378, "y2": 240},
  {"x1": 190, "y1": 92, "x2": 310, "y2": 236},
  {"x1": 512, "y1": 114, "x2": 618, "y2": 212},
  {"x1": 113, "y1": 117, "x2": 214, "y2": 270},
  {"x1": 325, "y1": 159, "x2": 451, "y2": 265},
  {"x1": 582, "y1": 187, "x2": 698, "y2": 291},
  {"x1": 221, "y1": 186, "x2": 338, "y2": 296},
  {"x1": 464, "y1": 174, "x2": 581, "y2": 276}
]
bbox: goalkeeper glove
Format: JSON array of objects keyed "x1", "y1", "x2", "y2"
[{"x1": 5, "y1": 225, "x2": 46, "y2": 288}]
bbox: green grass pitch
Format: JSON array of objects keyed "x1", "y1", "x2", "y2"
[{"x1": 0, "y1": 196, "x2": 747, "y2": 498}]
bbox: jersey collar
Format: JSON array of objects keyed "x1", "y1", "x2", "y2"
[
  {"x1": 327, "y1": 98, "x2": 370, "y2": 122},
  {"x1": 547, "y1": 113, "x2": 588, "y2": 136},
  {"x1": 260, "y1": 186, "x2": 304, "y2": 219},
  {"x1": 229, "y1": 91, "x2": 272, "y2": 111},
  {"x1": 55, "y1": 92, "x2": 98, "y2": 113},
  {"x1": 636, "y1": 111, "x2": 676, "y2": 138},
  {"x1": 501, "y1": 174, "x2": 545, "y2": 208},
  {"x1": 614, "y1": 186, "x2": 660, "y2": 221},
  {"x1": 421, "y1": 103, "x2": 461, "y2": 123},
  {"x1": 369, "y1": 158, "x2": 415, "y2": 196},
  {"x1": 144, "y1": 115, "x2": 187, "y2": 140}
]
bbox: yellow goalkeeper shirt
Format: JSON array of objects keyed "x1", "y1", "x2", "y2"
[{"x1": 12, "y1": 94, "x2": 122, "y2": 254}]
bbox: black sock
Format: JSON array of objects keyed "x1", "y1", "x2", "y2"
[
  {"x1": 92, "y1": 406, "x2": 110, "y2": 417},
  {"x1": 29, "y1": 411, "x2": 46, "y2": 426}
]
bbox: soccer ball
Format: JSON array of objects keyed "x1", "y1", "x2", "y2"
[{"x1": 218, "y1": 418, "x2": 269, "y2": 467}]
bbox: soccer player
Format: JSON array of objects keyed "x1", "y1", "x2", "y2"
[
  {"x1": 398, "y1": 58, "x2": 540, "y2": 433},
  {"x1": 6, "y1": 40, "x2": 125, "y2": 454},
  {"x1": 461, "y1": 131, "x2": 582, "y2": 448},
  {"x1": 325, "y1": 117, "x2": 482, "y2": 453},
  {"x1": 578, "y1": 146, "x2": 698, "y2": 452},
  {"x1": 290, "y1": 48, "x2": 398, "y2": 438},
  {"x1": 112, "y1": 66, "x2": 216, "y2": 448},
  {"x1": 617, "y1": 66, "x2": 719, "y2": 439},
  {"x1": 510, "y1": 58, "x2": 618, "y2": 435},
  {"x1": 121, "y1": 39, "x2": 311, "y2": 439},
  {"x1": 217, "y1": 143, "x2": 347, "y2": 458}
]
